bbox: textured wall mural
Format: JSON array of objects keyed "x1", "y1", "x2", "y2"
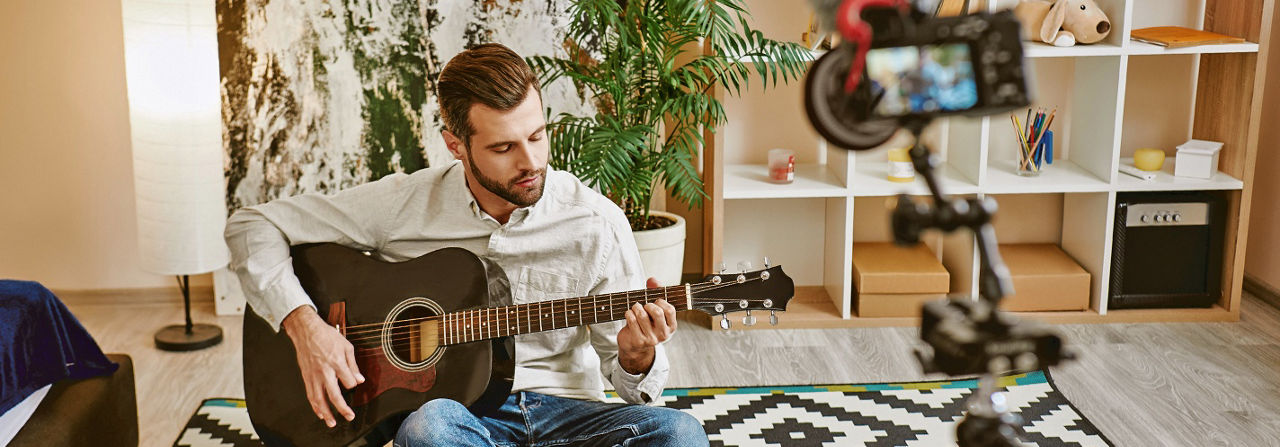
[{"x1": 216, "y1": 0, "x2": 591, "y2": 210}]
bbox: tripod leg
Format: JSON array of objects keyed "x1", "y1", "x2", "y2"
[{"x1": 957, "y1": 373, "x2": 1023, "y2": 447}]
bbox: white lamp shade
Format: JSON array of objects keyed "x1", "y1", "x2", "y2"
[{"x1": 122, "y1": 0, "x2": 229, "y2": 275}]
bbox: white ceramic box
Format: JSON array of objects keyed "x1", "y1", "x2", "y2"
[{"x1": 1174, "y1": 139, "x2": 1223, "y2": 179}]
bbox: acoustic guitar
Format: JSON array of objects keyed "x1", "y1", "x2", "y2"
[{"x1": 243, "y1": 243, "x2": 795, "y2": 446}]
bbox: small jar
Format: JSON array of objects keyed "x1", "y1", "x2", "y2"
[
  {"x1": 887, "y1": 147, "x2": 914, "y2": 183},
  {"x1": 767, "y1": 149, "x2": 795, "y2": 184}
]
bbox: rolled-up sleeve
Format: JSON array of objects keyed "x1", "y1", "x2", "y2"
[
  {"x1": 224, "y1": 173, "x2": 411, "y2": 331},
  {"x1": 587, "y1": 223, "x2": 670, "y2": 404}
]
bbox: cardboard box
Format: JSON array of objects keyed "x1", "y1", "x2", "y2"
[
  {"x1": 855, "y1": 292, "x2": 948, "y2": 318},
  {"x1": 853, "y1": 243, "x2": 950, "y2": 294},
  {"x1": 999, "y1": 244, "x2": 1091, "y2": 312},
  {"x1": 853, "y1": 243, "x2": 950, "y2": 317}
]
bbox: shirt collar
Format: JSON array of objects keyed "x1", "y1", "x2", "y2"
[{"x1": 448, "y1": 161, "x2": 551, "y2": 226}]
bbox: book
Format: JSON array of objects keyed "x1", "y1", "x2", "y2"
[
  {"x1": 1119, "y1": 164, "x2": 1156, "y2": 181},
  {"x1": 1131, "y1": 26, "x2": 1245, "y2": 49}
]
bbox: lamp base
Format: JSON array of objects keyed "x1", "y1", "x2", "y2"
[{"x1": 155, "y1": 324, "x2": 223, "y2": 351}]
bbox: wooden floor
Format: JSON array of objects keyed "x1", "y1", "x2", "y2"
[{"x1": 67, "y1": 293, "x2": 1280, "y2": 446}]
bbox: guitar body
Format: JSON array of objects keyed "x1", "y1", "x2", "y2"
[{"x1": 243, "y1": 244, "x2": 515, "y2": 447}]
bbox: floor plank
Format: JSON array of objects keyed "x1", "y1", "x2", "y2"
[{"x1": 65, "y1": 293, "x2": 1280, "y2": 446}]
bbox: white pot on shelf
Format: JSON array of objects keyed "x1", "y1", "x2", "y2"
[{"x1": 632, "y1": 210, "x2": 686, "y2": 287}]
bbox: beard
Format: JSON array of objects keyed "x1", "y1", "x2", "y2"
[{"x1": 466, "y1": 150, "x2": 546, "y2": 208}]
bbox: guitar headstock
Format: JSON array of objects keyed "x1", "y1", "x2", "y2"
[{"x1": 690, "y1": 260, "x2": 795, "y2": 329}]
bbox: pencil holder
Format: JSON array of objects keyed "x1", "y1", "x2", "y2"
[
  {"x1": 1017, "y1": 148, "x2": 1040, "y2": 177},
  {"x1": 1011, "y1": 109, "x2": 1055, "y2": 177}
]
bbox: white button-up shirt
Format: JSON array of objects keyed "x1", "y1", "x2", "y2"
[{"x1": 224, "y1": 160, "x2": 668, "y2": 404}]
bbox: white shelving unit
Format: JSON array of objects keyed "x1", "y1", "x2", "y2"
[{"x1": 696, "y1": 0, "x2": 1273, "y2": 328}]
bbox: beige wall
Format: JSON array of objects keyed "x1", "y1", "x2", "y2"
[
  {"x1": 1246, "y1": 4, "x2": 1280, "y2": 291},
  {"x1": 0, "y1": 0, "x2": 210, "y2": 291}
]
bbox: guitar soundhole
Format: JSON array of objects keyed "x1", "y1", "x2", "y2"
[{"x1": 383, "y1": 298, "x2": 445, "y2": 372}]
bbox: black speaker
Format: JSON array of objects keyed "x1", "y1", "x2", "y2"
[{"x1": 1109, "y1": 191, "x2": 1226, "y2": 309}]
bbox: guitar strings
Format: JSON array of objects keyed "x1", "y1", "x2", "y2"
[
  {"x1": 347, "y1": 296, "x2": 694, "y2": 351},
  {"x1": 340, "y1": 282, "x2": 711, "y2": 339},
  {"x1": 340, "y1": 283, "x2": 701, "y2": 333},
  {"x1": 346, "y1": 278, "x2": 767, "y2": 356},
  {"x1": 342, "y1": 277, "x2": 764, "y2": 344},
  {"x1": 342, "y1": 292, "x2": 695, "y2": 345},
  {"x1": 340, "y1": 291, "x2": 692, "y2": 342},
  {"x1": 344, "y1": 277, "x2": 770, "y2": 354},
  {"x1": 341, "y1": 277, "x2": 749, "y2": 341},
  {"x1": 350, "y1": 285, "x2": 761, "y2": 360}
]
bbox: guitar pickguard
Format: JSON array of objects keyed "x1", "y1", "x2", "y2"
[{"x1": 352, "y1": 353, "x2": 437, "y2": 407}]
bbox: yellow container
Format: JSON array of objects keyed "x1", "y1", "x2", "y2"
[
  {"x1": 887, "y1": 147, "x2": 914, "y2": 183},
  {"x1": 1134, "y1": 148, "x2": 1166, "y2": 171}
]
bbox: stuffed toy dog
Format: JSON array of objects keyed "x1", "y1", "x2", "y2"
[{"x1": 1014, "y1": 0, "x2": 1112, "y2": 47}]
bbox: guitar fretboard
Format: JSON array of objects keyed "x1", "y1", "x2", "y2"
[{"x1": 439, "y1": 285, "x2": 689, "y2": 345}]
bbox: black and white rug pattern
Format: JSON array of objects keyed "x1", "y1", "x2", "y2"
[
  {"x1": 176, "y1": 370, "x2": 1110, "y2": 446},
  {"x1": 175, "y1": 398, "x2": 260, "y2": 446}
]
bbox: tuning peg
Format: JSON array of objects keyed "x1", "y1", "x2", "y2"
[
  {"x1": 769, "y1": 310, "x2": 779, "y2": 326},
  {"x1": 717, "y1": 262, "x2": 727, "y2": 274},
  {"x1": 737, "y1": 261, "x2": 754, "y2": 272},
  {"x1": 719, "y1": 314, "x2": 731, "y2": 331},
  {"x1": 763, "y1": 257, "x2": 770, "y2": 268},
  {"x1": 743, "y1": 310, "x2": 756, "y2": 326}
]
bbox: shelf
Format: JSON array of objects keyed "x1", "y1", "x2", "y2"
[
  {"x1": 1114, "y1": 158, "x2": 1243, "y2": 192},
  {"x1": 983, "y1": 159, "x2": 1110, "y2": 194},
  {"x1": 1023, "y1": 41, "x2": 1125, "y2": 58},
  {"x1": 733, "y1": 40, "x2": 1258, "y2": 64},
  {"x1": 724, "y1": 163, "x2": 848, "y2": 199},
  {"x1": 1096, "y1": 305, "x2": 1236, "y2": 323},
  {"x1": 851, "y1": 162, "x2": 979, "y2": 196},
  {"x1": 704, "y1": 0, "x2": 1263, "y2": 331},
  {"x1": 1125, "y1": 41, "x2": 1260, "y2": 55},
  {"x1": 688, "y1": 295, "x2": 1238, "y2": 329},
  {"x1": 1013, "y1": 305, "x2": 1235, "y2": 324},
  {"x1": 731, "y1": 40, "x2": 1258, "y2": 64}
]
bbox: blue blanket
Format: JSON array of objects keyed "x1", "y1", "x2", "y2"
[{"x1": 0, "y1": 280, "x2": 117, "y2": 415}]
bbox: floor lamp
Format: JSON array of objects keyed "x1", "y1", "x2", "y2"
[{"x1": 121, "y1": 0, "x2": 229, "y2": 351}]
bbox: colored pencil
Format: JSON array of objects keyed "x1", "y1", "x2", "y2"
[
  {"x1": 1024, "y1": 109, "x2": 1032, "y2": 143},
  {"x1": 1012, "y1": 115, "x2": 1034, "y2": 170},
  {"x1": 1028, "y1": 107, "x2": 1057, "y2": 167},
  {"x1": 1032, "y1": 110, "x2": 1044, "y2": 159}
]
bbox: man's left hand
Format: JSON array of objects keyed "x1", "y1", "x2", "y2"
[{"x1": 617, "y1": 277, "x2": 677, "y2": 375}]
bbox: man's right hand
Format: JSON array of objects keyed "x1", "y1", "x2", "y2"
[{"x1": 281, "y1": 306, "x2": 365, "y2": 428}]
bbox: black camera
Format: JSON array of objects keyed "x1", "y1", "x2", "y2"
[
  {"x1": 916, "y1": 298, "x2": 1072, "y2": 377},
  {"x1": 805, "y1": 6, "x2": 1032, "y2": 150}
]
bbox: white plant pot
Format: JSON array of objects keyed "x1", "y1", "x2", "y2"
[{"x1": 633, "y1": 210, "x2": 686, "y2": 287}]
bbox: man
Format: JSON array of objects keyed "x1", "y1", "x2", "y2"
[{"x1": 226, "y1": 43, "x2": 708, "y2": 446}]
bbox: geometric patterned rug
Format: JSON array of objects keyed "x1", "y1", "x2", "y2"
[{"x1": 175, "y1": 370, "x2": 1110, "y2": 447}]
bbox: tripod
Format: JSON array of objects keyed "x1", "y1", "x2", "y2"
[{"x1": 891, "y1": 118, "x2": 1072, "y2": 447}]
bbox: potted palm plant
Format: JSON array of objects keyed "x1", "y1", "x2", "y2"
[{"x1": 528, "y1": 0, "x2": 812, "y2": 284}]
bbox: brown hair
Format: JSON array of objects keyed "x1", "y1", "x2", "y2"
[{"x1": 437, "y1": 43, "x2": 541, "y2": 147}]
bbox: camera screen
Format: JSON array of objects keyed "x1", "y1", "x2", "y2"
[{"x1": 865, "y1": 43, "x2": 979, "y2": 118}]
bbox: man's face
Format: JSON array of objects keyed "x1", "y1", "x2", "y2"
[{"x1": 448, "y1": 86, "x2": 549, "y2": 208}]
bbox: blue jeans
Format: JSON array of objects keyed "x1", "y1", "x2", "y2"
[{"x1": 394, "y1": 392, "x2": 709, "y2": 447}]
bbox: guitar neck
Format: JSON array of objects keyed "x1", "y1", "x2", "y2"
[{"x1": 438, "y1": 284, "x2": 689, "y2": 345}]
